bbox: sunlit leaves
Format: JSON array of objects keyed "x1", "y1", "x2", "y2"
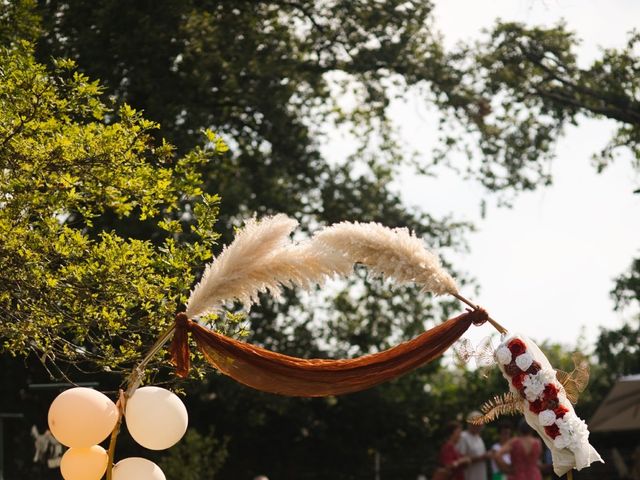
[{"x1": 0, "y1": 42, "x2": 226, "y2": 374}]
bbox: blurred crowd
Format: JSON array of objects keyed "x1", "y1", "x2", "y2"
[{"x1": 434, "y1": 412, "x2": 558, "y2": 480}]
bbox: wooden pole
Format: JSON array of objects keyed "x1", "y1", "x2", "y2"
[
  {"x1": 451, "y1": 293, "x2": 508, "y2": 334},
  {"x1": 106, "y1": 321, "x2": 178, "y2": 477}
]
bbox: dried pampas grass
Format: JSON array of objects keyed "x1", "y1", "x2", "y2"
[
  {"x1": 185, "y1": 215, "x2": 353, "y2": 318},
  {"x1": 186, "y1": 215, "x2": 458, "y2": 319},
  {"x1": 186, "y1": 214, "x2": 298, "y2": 318},
  {"x1": 311, "y1": 222, "x2": 458, "y2": 296}
]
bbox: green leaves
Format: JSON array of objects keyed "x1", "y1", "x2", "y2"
[
  {"x1": 159, "y1": 428, "x2": 229, "y2": 480},
  {"x1": 203, "y1": 129, "x2": 229, "y2": 153},
  {"x1": 0, "y1": 42, "x2": 226, "y2": 374},
  {"x1": 436, "y1": 22, "x2": 640, "y2": 193}
]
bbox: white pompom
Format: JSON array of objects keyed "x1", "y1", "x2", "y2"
[
  {"x1": 523, "y1": 374, "x2": 545, "y2": 401},
  {"x1": 554, "y1": 434, "x2": 572, "y2": 450},
  {"x1": 496, "y1": 346, "x2": 512, "y2": 365},
  {"x1": 515, "y1": 352, "x2": 533, "y2": 371},
  {"x1": 538, "y1": 410, "x2": 557, "y2": 427}
]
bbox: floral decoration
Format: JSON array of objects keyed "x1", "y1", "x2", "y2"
[{"x1": 494, "y1": 335, "x2": 602, "y2": 476}]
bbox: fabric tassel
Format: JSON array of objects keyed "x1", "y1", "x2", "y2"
[{"x1": 169, "y1": 312, "x2": 192, "y2": 378}]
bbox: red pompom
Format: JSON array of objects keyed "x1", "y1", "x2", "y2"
[
  {"x1": 544, "y1": 424, "x2": 560, "y2": 439},
  {"x1": 554, "y1": 405, "x2": 570, "y2": 419},
  {"x1": 543, "y1": 383, "x2": 559, "y2": 401},
  {"x1": 527, "y1": 361, "x2": 541, "y2": 375},
  {"x1": 508, "y1": 338, "x2": 527, "y2": 356},
  {"x1": 505, "y1": 361, "x2": 521, "y2": 377},
  {"x1": 511, "y1": 372, "x2": 526, "y2": 391},
  {"x1": 529, "y1": 399, "x2": 545, "y2": 414}
]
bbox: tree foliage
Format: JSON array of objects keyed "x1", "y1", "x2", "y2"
[
  {"x1": 0, "y1": 41, "x2": 227, "y2": 374},
  {"x1": 26, "y1": 0, "x2": 477, "y2": 360},
  {"x1": 445, "y1": 22, "x2": 640, "y2": 192},
  {"x1": 33, "y1": 0, "x2": 458, "y2": 224},
  {"x1": 2, "y1": 2, "x2": 639, "y2": 478},
  {"x1": 159, "y1": 428, "x2": 229, "y2": 480}
]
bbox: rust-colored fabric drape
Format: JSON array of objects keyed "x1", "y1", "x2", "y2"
[{"x1": 170, "y1": 309, "x2": 488, "y2": 397}]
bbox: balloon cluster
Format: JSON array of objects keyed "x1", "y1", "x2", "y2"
[{"x1": 48, "y1": 386, "x2": 188, "y2": 480}]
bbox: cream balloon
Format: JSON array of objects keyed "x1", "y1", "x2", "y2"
[
  {"x1": 60, "y1": 445, "x2": 108, "y2": 480},
  {"x1": 112, "y1": 457, "x2": 166, "y2": 480},
  {"x1": 125, "y1": 386, "x2": 188, "y2": 450},
  {"x1": 48, "y1": 387, "x2": 118, "y2": 447}
]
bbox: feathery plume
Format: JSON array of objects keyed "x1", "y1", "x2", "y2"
[
  {"x1": 186, "y1": 217, "x2": 458, "y2": 318},
  {"x1": 311, "y1": 222, "x2": 458, "y2": 295},
  {"x1": 185, "y1": 215, "x2": 353, "y2": 318},
  {"x1": 186, "y1": 214, "x2": 299, "y2": 318},
  {"x1": 469, "y1": 392, "x2": 523, "y2": 425}
]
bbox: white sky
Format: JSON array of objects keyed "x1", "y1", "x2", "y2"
[{"x1": 324, "y1": 1, "x2": 640, "y2": 350}]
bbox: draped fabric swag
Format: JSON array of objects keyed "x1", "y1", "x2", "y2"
[{"x1": 169, "y1": 309, "x2": 488, "y2": 397}]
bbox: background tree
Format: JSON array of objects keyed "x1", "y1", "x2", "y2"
[
  {"x1": 441, "y1": 22, "x2": 640, "y2": 193},
  {"x1": 27, "y1": 4, "x2": 479, "y2": 476},
  {"x1": 2, "y1": 1, "x2": 638, "y2": 478},
  {"x1": 32, "y1": 0, "x2": 473, "y2": 363},
  {"x1": 159, "y1": 428, "x2": 229, "y2": 480}
]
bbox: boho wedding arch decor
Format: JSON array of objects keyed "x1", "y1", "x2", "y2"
[{"x1": 46, "y1": 214, "x2": 600, "y2": 479}]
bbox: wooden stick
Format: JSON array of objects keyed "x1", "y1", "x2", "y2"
[
  {"x1": 106, "y1": 321, "x2": 178, "y2": 476},
  {"x1": 106, "y1": 390, "x2": 125, "y2": 480},
  {"x1": 125, "y1": 323, "x2": 176, "y2": 397},
  {"x1": 452, "y1": 293, "x2": 508, "y2": 335}
]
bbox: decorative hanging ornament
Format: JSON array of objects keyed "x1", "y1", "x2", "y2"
[
  {"x1": 95, "y1": 214, "x2": 599, "y2": 478},
  {"x1": 125, "y1": 386, "x2": 188, "y2": 450},
  {"x1": 48, "y1": 387, "x2": 118, "y2": 447},
  {"x1": 469, "y1": 334, "x2": 602, "y2": 476},
  {"x1": 60, "y1": 445, "x2": 108, "y2": 480},
  {"x1": 112, "y1": 457, "x2": 166, "y2": 480}
]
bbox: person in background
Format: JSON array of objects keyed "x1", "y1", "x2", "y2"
[
  {"x1": 491, "y1": 418, "x2": 542, "y2": 480},
  {"x1": 490, "y1": 423, "x2": 512, "y2": 480},
  {"x1": 457, "y1": 412, "x2": 489, "y2": 480},
  {"x1": 437, "y1": 421, "x2": 471, "y2": 480}
]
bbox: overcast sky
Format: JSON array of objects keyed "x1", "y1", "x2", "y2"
[{"x1": 325, "y1": 1, "x2": 640, "y2": 350}]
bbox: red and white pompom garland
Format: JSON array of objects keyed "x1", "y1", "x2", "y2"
[{"x1": 495, "y1": 335, "x2": 602, "y2": 476}]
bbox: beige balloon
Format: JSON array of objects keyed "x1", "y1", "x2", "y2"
[
  {"x1": 112, "y1": 457, "x2": 166, "y2": 480},
  {"x1": 125, "y1": 386, "x2": 188, "y2": 450},
  {"x1": 48, "y1": 387, "x2": 119, "y2": 447},
  {"x1": 60, "y1": 445, "x2": 108, "y2": 480}
]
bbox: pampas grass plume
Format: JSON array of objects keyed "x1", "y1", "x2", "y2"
[
  {"x1": 311, "y1": 221, "x2": 458, "y2": 295},
  {"x1": 186, "y1": 214, "x2": 298, "y2": 318},
  {"x1": 186, "y1": 215, "x2": 458, "y2": 319},
  {"x1": 186, "y1": 215, "x2": 353, "y2": 318}
]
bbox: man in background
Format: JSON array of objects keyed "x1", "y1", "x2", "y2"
[
  {"x1": 457, "y1": 411, "x2": 489, "y2": 480},
  {"x1": 490, "y1": 423, "x2": 512, "y2": 480}
]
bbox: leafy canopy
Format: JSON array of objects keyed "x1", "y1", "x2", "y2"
[{"x1": 0, "y1": 41, "x2": 227, "y2": 374}]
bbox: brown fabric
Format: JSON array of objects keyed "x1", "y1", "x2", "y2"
[
  {"x1": 168, "y1": 312, "x2": 191, "y2": 378},
  {"x1": 170, "y1": 309, "x2": 488, "y2": 397}
]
